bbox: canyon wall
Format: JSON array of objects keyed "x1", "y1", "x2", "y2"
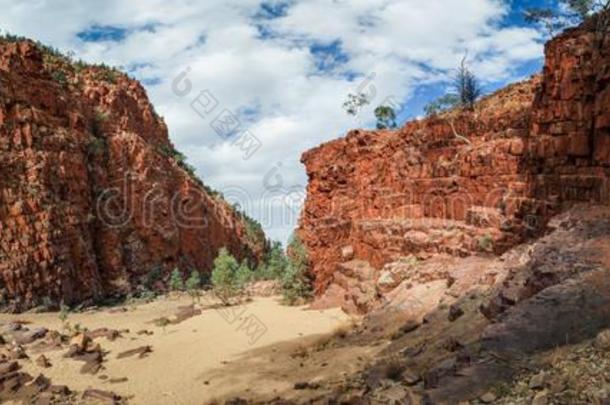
[
  {"x1": 300, "y1": 24, "x2": 610, "y2": 294},
  {"x1": 0, "y1": 40, "x2": 266, "y2": 311}
]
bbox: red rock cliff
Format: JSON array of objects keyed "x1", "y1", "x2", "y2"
[
  {"x1": 299, "y1": 23, "x2": 610, "y2": 294},
  {"x1": 0, "y1": 40, "x2": 266, "y2": 311}
]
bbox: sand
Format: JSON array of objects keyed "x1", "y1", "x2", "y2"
[{"x1": 0, "y1": 295, "x2": 353, "y2": 404}]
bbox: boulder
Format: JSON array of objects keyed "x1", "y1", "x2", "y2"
[
  {"x1": 69, "y1": 333, "x2": 90, "y2": 351},
  {"x1": 595, "y1": 329, "x2": 610, "y2": 351}
]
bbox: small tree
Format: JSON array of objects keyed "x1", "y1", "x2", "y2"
[
  {"x1": 454, "y1": 57, "x2": 482, "y2": 110},
  {"x1": 211, "y1": 248, "x2": 239, "y2": 300},
  {"x1": 58, "y1": 303, "x2": 71, "y2": 334},
  {"x1": 424, "y1": 57, "x2": 481, "y2": 116},
  {"x1": 258, "y1": 241, "x2": 288, "y2": 280},
  {"x1": 185, "y1": 270, "x2": 202, "y2": 303},
  {"x1": 343, "y1": 92, "x2": 370, "y2": 117},
  {"x1": 169, "y1": 268, "x2": 184, "y2": 291},
  {"x1": 282, "y1": 234, "x2": 313, "y2": 305},
  {"x1": 424, "y1": 94, "x2": 460, "y2": 116},
  {"x1": 524, "y1": 8, "x2": 565, "y2": 37},
  {"x1": 235, "y1": 261, "x2": 253, "y2": 289},
  {"x1": 374, "y1": 106, "x2": 398, "y2": 129},
  {"x1": 524, "y1": 0, "x2": 610, "y2": 41}
]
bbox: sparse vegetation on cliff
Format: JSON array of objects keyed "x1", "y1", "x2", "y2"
[
  {"x1": 374, "y1": 105, "x2": 398, "y2": 129},
  {"x1": 424, "y1": 56, "x2": 482, "y2": 116},
  {"x1": 343, "y1": 92, "x2": 370, "y2": 117},
  {"x1": 524, "y1": 0, "x2": 610, "y2": 38},
  {"x1": 158, "y1": 144, "x2": 204, "y2": 187},
  {"x1": 0, "y1": 31, "x2": 126, "y2": 92}
]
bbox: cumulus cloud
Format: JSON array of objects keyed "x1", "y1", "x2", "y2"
[{"x1": 0, "y1": 0, "x2": 544, "y2": 243}]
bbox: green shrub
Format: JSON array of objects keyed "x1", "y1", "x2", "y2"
[
  {"x1": 185, "y1": 270, "x2": 202, "y2": 303},
  {"x1": 374, "y1": 105, "x2": 398, "y2": 129},
  {"x1": 95, "y1": 65, "x2": 118, "y2": 84},
  {"x1": 158, "y1": 145, "x2": 205, "y2": 188},
  {"x1": 235, "y1": 261, "x2": 253, "y2": 289},
  {"x1": 424, "y1": 94, "x2": 460, "y2": 116},
  {"x1": 185, "y1": 270, "x2": 202, "y2": 290},
  {"x1": 58, "y1": 303, "x2": 72, "y2": 333},
  {"x1": 169, "y1": 268, "x2": 184, "y2": 291},
  {"x1": 211, "y1": 248, "x2": 239, "y2": 298},
  {"x1": 524, "y1": 0, "x2": 610, "y2": 38},
  {"x1": 95, "y1": 110, "x2": 109, "y2": 122},
  {"x1": 52, "y1": 70, "x2": 68, "y2": 87},
  {"x1": 282, "y1": 234, "x2": 313, "y2": 305},
  {"x1": 478, "y1": 233, "x2": 494, "y2": 252},
  {"x1": 343, "y1": 92, "x2": 370, "y2": 116},
  {"x1": 256, "y1": 241, "x2": 288, "y2": 280},
  {"x1": 244, "y1": 216, "x2": 264, "y2": 246},
  {"x1": 138, "y1": 288, "x2": 157, "y2": 302}
]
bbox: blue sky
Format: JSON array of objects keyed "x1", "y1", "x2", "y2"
[{"x1": 0, "y1": 0, "x2": 551, "y2": 243}]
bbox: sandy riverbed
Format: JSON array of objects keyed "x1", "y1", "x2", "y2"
[{"x1": 0, "y1": 295, "x2": 353, "y2": 404}]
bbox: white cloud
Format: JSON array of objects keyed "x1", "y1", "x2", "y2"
[{"x1": 0, "y1": 0, "x2": 544, "y2": 244}]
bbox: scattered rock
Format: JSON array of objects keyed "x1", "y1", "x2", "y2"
[
  {"x1": 375, "y1": 384, "x2": 412, "y2": 402},
  {"x1": 12, "y1": 327, "x2": 48, "y2": 345},
  {"x1": 594, "y1": 329, "x2": 610, "y2": 351},
  {"x1": 529, "y1": 371, "x2": 546, "y2": 389},
  {"x1": 401, "y1": 368, "x2": 421, "y2": 386},
  {"x1": 70, "y1": 333, "x2": 90, "y2": 351},
  {"x1": 377, "y1": 270, "x2": 400, "y2": 293},
  {"x1": 87, "y1": 328, "x2": 121, "y2": 342},
  {"x1": 0, "y1": 323, "x2": 22, "y2": 334},
  {"x1": 479, "y1": 391, "x2": 497, "y2": 403},
  {"x1": 294, "y1": 381, "x2": 320, "y2": 390},
  {"x1": 32, "y1": 391, "x2": 54, "y2": 405},
  {"x1": 117, "y1": 345, "x2": 152, "y2": 359},
  {"x1": 341, "y1": 245, "x2": 354, "y2": 260},
  {"x1": 8, "y1": 345, "x2": 28, "y2": 360},
  {"x1": 532, "y1": 389, "x2": 549, "y2": 405},
  {"x1": 399, "y1": 319, "x2": 421, "y2": 335},
  {"x1": 48, "y1": 385, "x2": 70, "y2": 395},
  {"x1": 448, "y1": 304, "x2": 464, "y2": 322},
  {"x1": 82, "y1": 388, "x2": 121, "y2": 403},
  {"x1": 63, "y1": 345, "x2": 80, "y2": 358},
  {"x1": 29, "y1": 373, "x2": 50, "y2": 392},
  {"x1": 80, "y1": 359, "x2": 103, "y2": 375},
  {"x1": 0, "y1": 369, "x2": 33, "y2": 392},
  {"x1": 35, "y1": 354, "x2": 51, "y2": 368},
  {"x1": 0, "y1": 361, "x2": 19, "y2": 375}
]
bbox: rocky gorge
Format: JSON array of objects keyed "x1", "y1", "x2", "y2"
[
  {"x1": 0, "y1": 39, "x2": 266, "y2": 312},
  {"x1": 0, "y1": 8, "x2": 609, "y2": 405}
]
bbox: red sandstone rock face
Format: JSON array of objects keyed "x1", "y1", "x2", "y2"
[
  {"x1": 0, "y1": 40, "x2": 266, "y2": 311},
  {"x1": 300, "y1": 24, "x2": 610, "y2": 295}
]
